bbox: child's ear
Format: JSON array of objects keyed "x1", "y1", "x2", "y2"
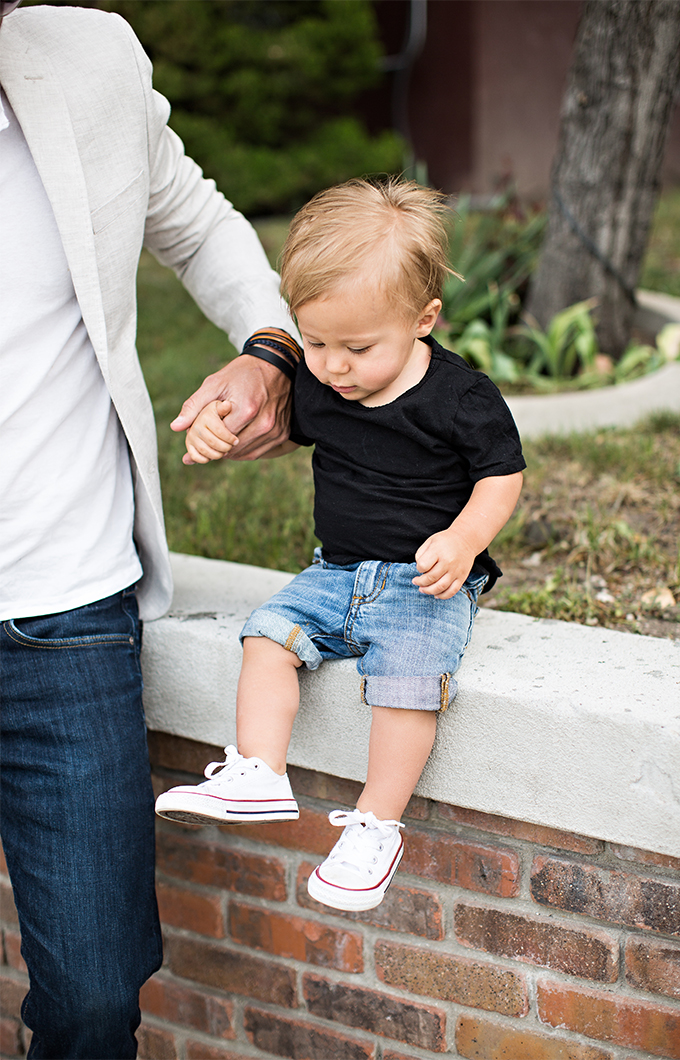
[{"x1": 415, "y1": 299, "x2": 442, "y2": 336}]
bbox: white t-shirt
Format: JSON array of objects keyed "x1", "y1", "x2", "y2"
[{"x1": 0, "y1": 89, "x2": 143, "y2": 620}]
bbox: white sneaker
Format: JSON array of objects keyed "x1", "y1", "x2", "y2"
[
  {"x1": 154, "y1": 745, "x2": 299, "y2": 825},
  {"x1": 307, "y1": 809, "x2": 404, "y2": 911}
]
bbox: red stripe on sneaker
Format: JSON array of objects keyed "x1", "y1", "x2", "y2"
[{"x1": 315, "y1": 837, "x2": 403, "y2": 892}]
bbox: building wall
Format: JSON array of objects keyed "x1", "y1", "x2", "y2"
[
  {"x1": 366, "y1": 0, "x2": 680, "y2": 198},
  {"x1": 3, "y1": 731, "x2": 678, "y2": 1059},
  {"x1": 470, "y1": 0, "x2": 581, "y2": 198}
]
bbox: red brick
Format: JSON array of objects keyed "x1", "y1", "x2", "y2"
[
  {"x1": 216, "y1": 804, "x2": 337, "y2": 856},
  {"x1": 0, "y1": 883, "x2": 18, "y2": 928},
  {"x1": 148, "y1": 731, "x2": 223, "y2": 776},
  {"x1": 137, "y1": 1022, "x2": 178, "y2": 1060},
  {"x1": 2, "y1": 930, "x2": 26, "y2": 975},
  {"x1": 455, "y1": 901, "x2": 618, "y2": 981},
  {"x1": 228, "y1": 901, "x2": 363, "y2": 972},
  {"x1": 0, "y1": 1017, "x2": 23, "y2": 1059},
  {"x1": 625, "y1": 935, "x2": 680, "y2": 1000},
  {"x1": 287, "y1": 766, "x2": 364, "y2": 807},
  {"x1": 375, "y1": 938, "x2": 527, "y2": 1016},
  {"x1": 303, "y1": 973, "x2": 446, "y2": 1051},
  {"x1": 402, "y1": 826, "x2": 520, "y2": 897},
  {"x1": 438, "y1": 804, "x2": 604, "y2": 856},
  {"x1": 186, "y1": 1044, "x2": 252, "y2": 1060},
  {"x1": 0, "y1": 976, "x2": 26, "y2": 1021},
  {"x1": 288, "y1": 766, "x2": 430, "y2": 820},
  {"x1": 156, "y1": 879, "x2": 224, "y2": 938},
  {"x1": 244, "y1": 1006, "x2": 375, "y2": 1059},
  {"x1": 537, "y1": 979, "x2": 680, "y2": 1058},
  {"x1": 611, "y1": 844, "x2": 680, "y2": 874},
  {"x1": 455, "y1": 1015, "x2": 614, "y2": 1060},
  {"x1": 156, "y1": 830, "x2": 286, "y2": 901},
  {"x1": 148, "y1": 735, "x2": 429, "y2": 824},
  {"x1": 166, "y1": 935, "x2": 296, "y2": 1007},
  {"x1": 140, "y1": 974, "x2": 235, "y2": 1038},
  {"x1": 296, "y1": 862, "x2": 444, "y2": 939},
  {"x1": 531, "y1": 856, "x2": 680, "y2": 935}
]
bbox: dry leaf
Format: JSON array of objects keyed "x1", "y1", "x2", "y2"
[{"x1": 640, "y1": 587, "x2": 676, "y2": 610}]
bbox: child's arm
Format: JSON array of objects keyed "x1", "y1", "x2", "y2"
[
  {"x1": 413, "y1": 471, "x2": 523, "y2": 599},
  {"x1": 184, "y1": 400, "x2": 299, "y2": 464}
]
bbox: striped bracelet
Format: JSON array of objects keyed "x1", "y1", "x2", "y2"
[{"x1": 241, "y1": 330, "x2": 302, "y2": 372}]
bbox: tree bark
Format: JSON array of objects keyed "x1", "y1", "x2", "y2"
[{"x1": 526, "y1": 0, "x2": 680, "y2": 359}]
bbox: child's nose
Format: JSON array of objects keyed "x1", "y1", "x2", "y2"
[{"x1": 326, "y1": 349, "x2": 349, "y2": 375}]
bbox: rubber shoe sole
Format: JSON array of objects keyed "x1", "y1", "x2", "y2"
[
  {"x1": 307, "y1": 838, "x2": 403, "y2": 911},
  {"x1": 155, "y1": 790, "x2": 299, "y2": 826}
]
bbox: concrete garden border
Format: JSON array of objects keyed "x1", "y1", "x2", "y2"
[{"x1": 505, "y1": 290, "x2": 680, "y2": 438}]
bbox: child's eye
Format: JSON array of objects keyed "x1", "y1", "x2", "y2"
[
  {"x1": 306, "y1": 342, "x2": 325, "y2": 349},
  {"x1": 348, "y1": 346, "x2": 370, "y2": 354}
]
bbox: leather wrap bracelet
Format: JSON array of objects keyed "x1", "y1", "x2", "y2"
[
  {"x1": 239, "y1": 345, "x2": 297, "y2": 382},
  {"x1": 240, "y1": 330, "x2": 302, "y2": 383}
]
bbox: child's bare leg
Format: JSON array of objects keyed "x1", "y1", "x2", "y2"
[
  {"x1": 357, "y1": 706, "x2": 437, "y2": 820},
  {"x1": 237, "y1": 636, "x2": 303, "y2": 775}
]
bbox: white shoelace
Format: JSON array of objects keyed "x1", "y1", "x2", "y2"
[
  {"x1": 326, "y1": 809, "x2": 404, "y2": 875},
  {"x1": 203, "y1": 744, "x2": 250, "y2": 781}
]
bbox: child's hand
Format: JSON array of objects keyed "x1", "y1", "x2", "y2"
[
  {"x1": 413, "y1": 529, "x2": 475, "y2": 599},
  {"x1": 184, "y1": 400, "x2": 239, "y2": 465}
]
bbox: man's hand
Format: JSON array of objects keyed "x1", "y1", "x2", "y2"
[
  {"x1": 413, "y1": 529, "x2": 475, "y2": 599},
  {"x1": 172, "y1": 352, "x2": 293, "y2": 462}
]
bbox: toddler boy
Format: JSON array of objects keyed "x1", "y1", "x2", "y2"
[{"x1": 155, "y1": 179, "x2": 525, "y2": 911}]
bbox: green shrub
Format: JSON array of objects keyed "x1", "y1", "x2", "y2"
[
  {"x1": 75, "y1": 0, "x2": 404, "y2": 214},
  {"x1": 442, "y1": 192, "x2": 546, "y2": 333}
]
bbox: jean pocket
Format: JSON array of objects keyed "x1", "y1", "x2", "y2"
[
  {"x1": 3, "y1": 620, "x2": 135, "y2": 651},
  {"x1": 463, "y1": 572, "x2": 489, "y2": 606}
]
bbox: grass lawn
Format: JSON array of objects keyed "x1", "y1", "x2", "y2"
[{"x1": 136, "y1": 190, "x2": 680, "y2": 634}]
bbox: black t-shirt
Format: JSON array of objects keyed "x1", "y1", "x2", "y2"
[{"x1": 290, "y1": 336, "x2": 526, "y2": 589}]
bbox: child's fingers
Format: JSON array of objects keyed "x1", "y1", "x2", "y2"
[
  {"x1": 185, "y1": 427, "x2": 236, "y2": 464},
  {"x1": 184, "y1": 402, "x2": 240, "y2": 464},
  {"x1": 413, "y1": 555, "x2": 467, "y2": 598},
  {"x1": 213, "y1": 401, "x2": 240, "y2": 447},
  {"x1": 184, "y1": 437, "x2": 226, "y2": 464},
  {"x1": 416, "y1": 572, "x2": 461, "y2": 598},
  {"x1": 414, "y1": 540, "x2": 436, "y2": 574}
]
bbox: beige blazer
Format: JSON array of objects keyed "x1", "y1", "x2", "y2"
[{"x1": 0, "y1": 5, "x2": 293, "y2": 619}]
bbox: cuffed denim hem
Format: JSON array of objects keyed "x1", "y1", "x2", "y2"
[
  {"x1": 240, "y1": 609, "x2": 323, "y2": 670},
  {"x1": 360, "y1": 673, "x2": 458, "y2": 712}
]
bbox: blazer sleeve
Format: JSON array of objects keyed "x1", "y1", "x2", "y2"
[{"x1": 119, "y1": 17, "x2": 296, "y2": 353}]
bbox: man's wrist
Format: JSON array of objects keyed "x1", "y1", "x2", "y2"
[{"x1": 240, "y1": 329, "x2": 302, "y2": 381}]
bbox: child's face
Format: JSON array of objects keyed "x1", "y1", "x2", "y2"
[{"x1": 296, "y1": 281, "x2": 441, "y2": 406}]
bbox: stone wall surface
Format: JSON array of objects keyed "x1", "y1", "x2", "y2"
[{"x1": 4, "y1": 735, "x2": 678, "y2": 1059}]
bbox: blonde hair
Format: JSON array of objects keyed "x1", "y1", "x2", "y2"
[{"x1": 280, "y1": 177, "x2": 458, "y2": 319}]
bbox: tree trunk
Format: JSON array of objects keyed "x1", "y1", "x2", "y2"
[{"x1": 526, "y1": 0, "x2": 680, "y2": 359}]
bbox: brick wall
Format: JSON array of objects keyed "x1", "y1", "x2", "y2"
[{"x1": 2, "y1": 731, "x2": 679, "y2": 1060}]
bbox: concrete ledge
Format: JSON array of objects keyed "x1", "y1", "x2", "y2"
[
  {"x1": 505, "y1": 361, "x2": 680, "y2": 439},
  {"x1": 143, "y1": 552, "x2": 680, "y2": 859}
]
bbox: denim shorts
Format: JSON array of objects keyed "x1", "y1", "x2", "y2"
[{"x1": 240, "y1": 548, "x2": 488, "y2": 712}]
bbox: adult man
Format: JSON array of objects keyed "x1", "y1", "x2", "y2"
[{"x1": 0, "y1": 3, "x2": 296, "y2": 1055}]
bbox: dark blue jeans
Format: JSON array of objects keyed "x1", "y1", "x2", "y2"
[{"x1": 0, "y1": 588, "x2": 162, "y2": 1059}]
